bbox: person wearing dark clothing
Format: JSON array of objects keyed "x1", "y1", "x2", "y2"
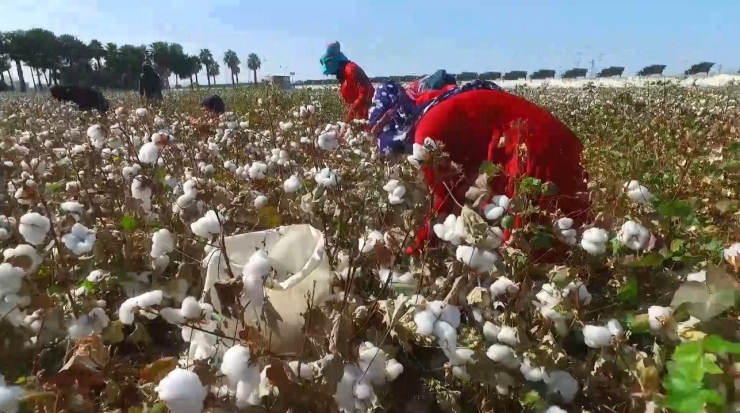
[
  {"x1": 139, "y1": 62, "x2": 163, "y2": 101},
  {"x1": 49, "y1": 85, "x2": 109, "y2": 114},
  {"x1": 201, "y1": 95, "x2": 225, "y2": 115}
]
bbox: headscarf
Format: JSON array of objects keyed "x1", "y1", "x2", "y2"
[
  {"x1": 406, "y1": 70, "x2": 457, "y2": 100},
  {"x1": 320, "y1": 42, "x2": 349, "y2": 76},
  {"x1": 368, "y1": 81, "x2": 419, "y2": 155},
  {"x1": 201, "y1": 95, "x2": 225, "y2": 114}
]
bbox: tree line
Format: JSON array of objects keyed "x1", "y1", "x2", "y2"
[{"x1": 0, "y1": 28, "x2": 263, "y2": 92}]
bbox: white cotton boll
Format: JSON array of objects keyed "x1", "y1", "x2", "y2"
[
  {"x1": 385, "y1": 359, "x2": 404, "y2": 381},
  {"x1": 563, "y1": 281, "x2": 592, "y2": 306},
  {"x1": 545, "y1": 407, "x2": 567, "y2": 413},
  {"x1": 18, "y1": 212, "x2": 50, "y2": 245},
  {"x1": 155, "y1": 368, "x2": 207, "y2": 413},
  {"x1": 61, "y1": 223, "x2": 96, "y2": 255},
  {"x1": 3, "y1": 245, "x2": 42, "y2": 271},
  {"x1": 497, "y1": 326, "x2": 519, "y2": 346},
  {"x1": 557, "y1": 217, "x2": 574, "y2": 230},
  {"x1": 151, "y1": 229, "x2": 175, "y2": 258},
  {"x1": 452, "y1": 365, "x2": 471, "y2": 380},
  {"x1": 119, "y1": 290, "x2": 164, "y2": 324},
  {"x1": 138, "y1": 142, "x2": 161, "y2": 164},
  {"x1": 0, "y1": 375, "x2": 24, "y2": 413},
  {"x1": 135, "y1": 108, "x2": 148, "y2": 117},
  {"x1": 582, "y1": 325, "x2": 613, "y2": 348},
  {"x1": 288, "y1": 361, "x2": 315, "y2": 380},
  {"x1": 433, "y1": 215, "x2": 466, "y2": 245},
  {"x1": 315, "y1": 168, "x2": 339, "y2": 187},
  {"x1": 248, "y1": 162, "x2": 268, "y2": 179},
  {"x1": 648, "y1": 306, "x2": 673, "y2": 331},
  {"x1": 483, "y1": 322, "x2": 501, "y2": 342},
  {"x1": 61, "y1": 201, "x2": 84, "y2": 216},
  {"x1": 224, "y1": 160, "x2": 237, "y2": 172},
  {"x1": 0, "y1": 263, "x2": 24, "y2": 296},
  {"x1": 490, "y1": 276, "x2": 518, "y2": 296},
  {"x1": 253, "y1": 195, "x2": 268, "y2": 209},
  {"x1": 618, "y1": 220, "x2": 650, "y2": 251},
  {"x1": 244, "y1": 250, "x2": 271, "y2": 278},
  {"x1": 520, "y1": 358, "x2": 548, "y2": 382},
  {"x1": 624, "y1": 180, "x2": 653, "y2": 205},
  {"x1": 607, "y1": 319, "x2": 623, "y2": 336},
  {"x1": 486, "y1": 344, "x2": 515, "y2": 363},
  {"x1": 317, "y1": 131, "x2": 339, "y2": 151},
  {"x1": 495, "y1": 372, "x2": 513, "y2": 395},
  {"x1": 545, "y1": 370, "x2": 579, "y2": 403},
  {"x1": 456, "y1": 245, "x2": 499, "y2": 273},
  {"x1": 483, "y1": 204, "x2": 505, "y2": 221},
  {"x1": 190, "y1": 210, "x2": 224, "y2": 238},
  {"x1": 283, "y1": 175, "x2": 302, "y2": 194},
  {"x1": 438, "y1": 304, "x2": 461, "y2": 328},
  {"x1": 414, "y1": 309, "x2": 437, "y2": 336},
  {"x1": 686, "y1": 270, "x2": 706, "y2": 283},
  {"x1": 581, "y1": 227, "x2": 608, "y2": 255},
  {"x1": 180, "y1": 297, "x2": 202, "y2": 319},
  {"x1": 358, "y1": 230, "x2": 384, "y2": 253},
  {"x1": 0, "y1": 229, "x2": 8, "y2": 241},
  {"x1": 159, "y1": 307, "x2": 185, "y2": 324},
  {"x1": 723, "y1": 243, "x2": 740, "y2": 266},
  {"x1": 221, "y1": 345, "x2": 254, "y2": 384},
  {"x1": 269, "y1": 149, "x2": 290, "y2": 166}
]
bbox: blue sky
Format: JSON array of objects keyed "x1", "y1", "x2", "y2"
[{"x1": 2, "y1": 0, "x2": 740, "y2": 83}]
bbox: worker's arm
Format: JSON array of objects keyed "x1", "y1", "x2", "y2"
[{"x1": 344, "y1": 64, "x2": 374, "y2": 123}]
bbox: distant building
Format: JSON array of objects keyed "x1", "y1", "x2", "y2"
[{"x1": 264, "y1": 74, "x2": 293, "y2": 90}]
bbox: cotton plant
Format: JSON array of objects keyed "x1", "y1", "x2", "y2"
[
  {"x1": 247, "y1": 161, "x2": 268, "y2": 180},
  {"x1": 151, "y1": 228, "x2": 175, "y2": 258},
  {"x1": 18, "y1": 212, "x2": 50, "y2": 246},
  {"x1": 314, "y1": 168, "x2": 340, "y2": 187},
  {"x1": 269, "y1": 148, "x2": 290, "y2": 166},
  {"x1": 138, "y1": 142, "x2": 161, "y2": 164},
  {"x1": 191, "y1": 210, "x2": 225, "y2": 238},
  {"x1": 433, "y1": 215, "x2": 466, "y2": 245},
  {"x1": 623, "y1": 179, "x2": 653, "y2": 205},
  {"x1": 335, "y1": 342, "x2": 403, "y2": 412},
  {"x1": 358, "y1": 230, "x2": 385, "y2": 253},
  {"x1": 67, "y1": 306, "x2": 110, "y2": 339},
  {"x1": 155, "y1": 368, "x2": 207, "y2": 413},
  {"x1": 118, "y1": 290, "x2": 164, "y2": 324},
  {"x1": 61, "y1": 223, "x2": 96, "y2": 255},
  {"x1": 412, "y1": 297, "x2": 463, "y2": 360},
  {"x1": 455, "y1": 245, "x2": 500, "y2": 273},
  {"x1": 283, "y1": 175, "x2": 303, "y2": 193}
]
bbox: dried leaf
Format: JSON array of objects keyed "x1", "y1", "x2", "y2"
[
  {"x1": 102, "y1": 320, "x2": 126, "y2": 344},
  {"x1": 191, "y1": 360, "x2": 218, "y2": 386},
  {"x1": 329, "y1": 312, "x2": 353, "y2": 359},
  {"x1": 213, "y1": 277, "x2": 244, "y2": 319},
  {"x1": 461, "y1": 206, "x2": 488, "y2": 245},
  {"x1": 141, "y1": 357, "x2": 178, "y2": 383}
]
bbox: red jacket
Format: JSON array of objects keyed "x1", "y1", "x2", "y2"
[
  {"x1": 410, "y1": 89, "x2": 591, "y2": 254},
  {"x1": 340, "y1": 62, "x2": 374, "y2": 123}
]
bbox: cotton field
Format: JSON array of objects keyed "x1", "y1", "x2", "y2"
[{"x1": 0, "y1": 83, "x2": 739, "y2": 413}]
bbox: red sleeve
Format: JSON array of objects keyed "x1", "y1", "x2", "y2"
[{"x1": 344, "y1": 63, "x2": 374, "y2": 123}]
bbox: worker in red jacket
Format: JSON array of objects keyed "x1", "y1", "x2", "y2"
[
  {"x1": 369, "y1": 80, "x2": 591, "y2": 256},
  {"x1": 320, "y1": 42, "x2": 374, "y2": 123}
]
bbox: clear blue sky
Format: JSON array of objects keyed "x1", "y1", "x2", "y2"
[{"x1": 2, "y1": 0, "x2": 739, "y2": 83}]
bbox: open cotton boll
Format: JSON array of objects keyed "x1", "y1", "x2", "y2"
[
  {"x1": 190, "y1": 210, "x2": 224, "y2": 238},
  {"x1": 68, "y1": 307, "x2": 110, "y2": 339},
  {"x1": 624, "y1": 180, "x2": 653, "y2": 205},
  {"x1": 497, "y1": 326, "x2": 519, "y2": 346},
  {"x1": 555, "y1": 217, "x2": 577, "y2": 245},
  {"x1": 607, "y1": 319, "x2": 623, "y2": 336},
  {"x1": 315, "y1": 168, "x2": 339, "y2": 187},
  {"x1": 427, "y1": 301, "x2": 461, "y2": 328},
  {"x1": 545, "y1": 370, "x2": 579, "y2": 403},
  {"x1": 520, "y1": 358, "x2": 548, "y2": 382},
  {"x1": 490, "y1": 276, "x2": 518, "y2": 296},
  {"x1": 317, "y1": 131, "x2": 339, "y2": 151},
  {"x1": 433, "y1": 215, "x2": 466, "y2": 245},
  {"x1": 648, "y1": 306, "x2": 673, "y2": 331},
  {"x1": 135, "y1": 108, "x2": 148, "y2": 118},
  {"x1": 287, "y1": 361, "x2": 315, "y2": 380},
  {"x1": 248, "y1": 162, "x2": 268, "y2": 179},
  {"x1": 138, "y1": 142, "x2": 161, "y2": 164},
  {"x1": 686, "y1": 270, "x2": 706, "y2": 283},
  {"x1": 483, "y1": 195, "x2": 511, "y2": 221},
  {"x1": 156, "y1": 368, "x2": 206, "y2": 413},
  {"x1": 60, "y1": 201, "x2": 84, "y2": 217},
  {"x1": 456, "y1": 245, "x2": 499, "y2": 273},
  {"x1": 413, "y1": 309, "x2": 437, "y2": 336},
  {"x1": 3, "y1": 245, "x2": 42, "y2": 272},
  {"x1": 118, "y1": 290, "x2": 164, "y2": 324},
  {"x1": 18, "y1": 212, "x2": 50, "y2": 246},
  {"x1": 562, "y1": 281, "x2": 592, "y2": 305},
  {"x1": 61, "y1": 223, "x2": 96, "y2": 255},
  {"x1": 358, "y1": 230, "x2": 385, "y2": 253},
  {"x1": 723, "y1": 242, "x2": 740, "y2": 269},
  {"x1": 0, "y1": 374, "x2": 23, "y2": 413},
  {"x1": 0, "y1": 263, "x2": 24, "y2": 297},
  {"x1": 486, "y1": 344, "x2": 516, "y2": 363},
  {"x1": 545, "y1": 407, "x2": 567, "y2": 413},
  {"x1": 483, "y1": 321, "x2": 502, "y2": 342},
  {"x1": 151, "y1": 229, "x2": 175, "y2": 258},
  {"x1": 221, "y1": 345, "x2": 258, "y2": 385},
  {"x1": 269, "y1": 149, "x2": 290, "y2": 166},
  {"x1": 618, "y1": 220, "x2": 650, "y2": 251},
  {"x1": 253, "y1": 195, "x2": 268, "y2": 209},
  {"x1": 582, "y1": 325, "x2": 613, "y2": 348},
  {"x1": 581, "y1": 227, "x2": 608, "y2": 255},
  {"x1": 283, "y1": 175, "x2": 302, "y2": 194}
]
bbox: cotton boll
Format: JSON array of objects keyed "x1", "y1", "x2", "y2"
[
  {"x1": 18, "y1": 212, "x2": 50, "y2": 245},
  {"x1": 618, "y1": 220, "x2": 650, "y2": 251},
  {"x1": 317, "y1": 131, "x2": 339, "y2": 151},
  {"x1": 648, "y1": 306, "x2": 673, "y2": 331},
  {"x1": 221, "y1": 345, "x2": 255, "y2": 385},
  {"x1": 545, "y1": 406, "x2": 567, "y2": 413},
  {"x1": 582, "y1": 325, "x2": 613, "y2": 348},
  {"x1": 138, "y1": 142, "x2": 160, "y2": 164},
  {"x1": 607, "y1": 319, "x2": 623, "y2": 336},
  {"x1": 155, "y1": 368, "x2": 206, "y2": 413},
  {"x1": 413, "y1": 309, "x2": 437, "y2": 336},
  {"x1": 180, "y1": 297, "x2": 202, "y2": 319},
  {"x1": 497, "y1": 326, "x2": 519, "y2": 346},
  {"x1": 520, "y1": 358, "x2": 548, "y2": 382},
  {"x1": 253, "y1": 195, "x2": 268, "y2": 209},
  {"x1": 581, "y1": 227, "x2": 608, "y2": 255},
  {"x1": 385, "y1": 359, "x2": 404, "y2": 381},
  {"x1": 0, "y1": 263, "x2": 24, "y2": 297},
  {"x1": 190, "y1": 210, "x2": 224, "y2": 238},
  {"x1": 151, "y1": 229, "x2": 175, "y2": 258},
  {"x1": 315, "y1": 168, "x2": 339, "y2": 187},
  {"x1": 433, "y1": 215, "x2": 466, "y2": 245},
  {"x1": 563, "y1": 281, "x2": 592, "y2": 306},
  {"x1": 624, "y1": 180, "x2": 653, "y2": 205},
  {"x1": 545, "y1": 370, "x2": 579, "y2": 403},
  {"x1": 456, "y1": 245, "x2": 499, "y2": 273},
  {"x1": 490, "y1": 276, "x2": 518, "y2": 296},
  {"x1": 283, "y1": 175, "x2": 302, "y2": 193},
  {"x1": 61, "y1": 223, "x2": 96, "y2": 255},
  {"x1": 483, "y1": 204, "x2": 505, "y2": 221},
  {"x1": 358, "y1": 230, "x2": 384, "y2": 253},
  {"x1": 118, "y1": 290, "x2": 164, "y2": 324},
  {"x1": 0, "y1": 375, "x2": 23, "y2": 413},
  {"x1": 135, "y1": 108, "x2": 149, "y2": 118},
  {"x1": 483, "y1": 322, "x2": 501, "y2": 342},
  {"x1": 248, "y1": 162, "x2": 268, "y2": 179},
  {"x1": 723, "y1": 242, "x2": 740, "y2": 269},
  {"x1": 486, "y1": 344, "x2": 515, "y2": 363},
  {"x1": 686, "y1": 270, "x2": 706, "y2": 283},
  {"x1": 3, "y1": 244, "x2": 42, "y2": 271}
]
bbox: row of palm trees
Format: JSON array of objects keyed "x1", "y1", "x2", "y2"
[{"x1": 0, "y1": 28, "x2": 263, "y2": 92}]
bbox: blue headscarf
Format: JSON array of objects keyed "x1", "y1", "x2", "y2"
[
  {"x1": 320, "y1": 42, "x2": 349, "y2": 76},
  {"x1": 368, "y1": 81, "x2": 420, "y2": 155}
]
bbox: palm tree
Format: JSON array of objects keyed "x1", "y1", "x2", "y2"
[
  {"x1": 198, "y1": 49, "x2": 214, "y2": 87},
  {"x1": 0, "y1": 56, "x2": 11, "y2": 88},
  {"x1": 3, "y1": 30, "x2": 29, "y2": 92},
  {"x1": 223, "y1": 49, "x2": 240, "y2": 85},
  {"x1": 191, "y1": 56, "x2": 201, "y2": 86},
  {"x1": 208, "y1": 61, "x2": 220, "y2": 85},
  {"x1": 88, "y1": 39, "x2": 105, "y2": 71},
  {"x1": 247, "y1": 53, "x2": 261, "y2": 84}
]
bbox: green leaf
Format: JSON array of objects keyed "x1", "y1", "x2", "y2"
[
  {"x1": 47, "y1": 181, "x2": 65, "y2": 192},
  {"x1": 670, "y1": 239, "x2": 684, "y2": 253},
  {"x1": 632, "y1": 252, "x2": 664, "y2": 268},
  {"x1": 79, "y1": 280, "x2": 97, "y2": 293},
  {"x1": 626, "y1": 313, "x2": 651, "y2": 333},
  {"x1": 531, "y1": 231, "x2": 554, "y2": 249},
  {"x1": 670, "y1": 266, "x2": 738, "y2": 322},
  {"x1": 478, "y1": 161, "x2": 501, "y2": 176},
  {"x1": 518, "y1": 177, "x2": 543, "y2": 195},
  {"x1": 120, "y1": 215, "x2": 138, "y2": 231},
  {"x1": 703, "y1": 335, "x2": 740, "y2": 355},
  {"x1": 501, "y1": 215, "x2": 515, "y2": 230},
  {"x1": 617, "y1": 276, "x2": 638, "y2": 304},
  {"x1": 659, "y1": 200, "x2": 693, "y2": 219}
]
